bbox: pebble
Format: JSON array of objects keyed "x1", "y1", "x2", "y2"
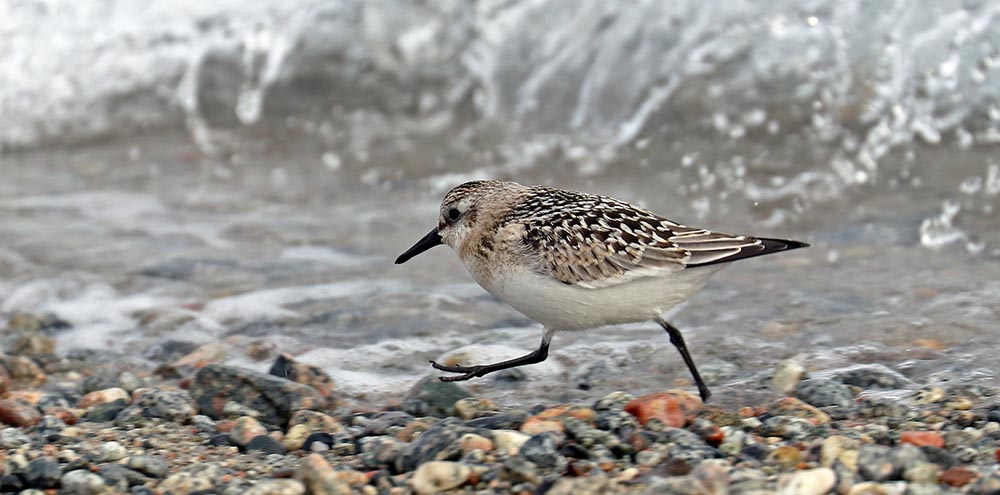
[
  {"x1": 79, "y1": 387, "x2": 130, "y2": 408},
  {"x1": 268, "y1": 353, "x2": 337, "y2": 402},
  {"x1": 0, "y1": 398, "x2": 41, "y2": 426},
  {"x1": 777, "y1": 467, "x2": 837, "y2": 495},
  {"x1": 96, "y1": 441, "x2": 128, "y2": 462},
  {"x1": 795, "y1": 379, "x2": 854, "y2": 408},
  {"x1": 900, "y1": 431, "x2": 945, "y2": 448},
  {"x1": 492, "y1": 429, "x2": 530, "y2": 454},
  {"x1": 296, "y1": 453, "x2": 352, "y2": 495},
  {"x1": 24, "y1": 457, "x2": 61, "y2": 489},
  {"x1": 396, "y1": 425, "x2": 462, "y2": 473},
  {"x1": 246, "y1": 435, "x2": 288, "y2": 455},
  {"x1": 126, "y1": 455, "x2": 169, "y2": 478},
  {"x1": 520, "y1": 433, "x2": 562, "y2": 468},
  {"x1": 191, "y1": 364, "x2": 325, "y2": 424},
  {"x1": 404, "y1": 376, "x2": 471, "y2": 418},
  {"x1": 160, "y1": 463, "x2": 222, "y2": 495},
  {"x1": 230, "y1": 416, "x2": 268, "y2": 446},
  {"x1": 0, "y1": 427, "x2": 31, "y2": 448},
  {"x1": 452, "y1": 397, "x2": 500, "y2": 419},
  {"x1": 0, "y1": 355, "x2": 47, "y2": 386},
  {"x1": 246, "y1": 479, "x2": 306, "y2": 495},
  {"x1": 458, "y1": 433, "x2": 494, "y2": 453},
  {"x1": 773, "y1": 359, "x2": 807, "y2": 394},
  {"x1": 61, "y1": 469, "x2": 110, "y2": 495},
  {"x1": 624, "y1": 390, "x2": 702, "y2": 427},
  {"x1": 84, "y1": 399, "x2": 129, "y2": 422},
  {"x1": 409, "y1": 461, "x2": 471, "y2": 494},
  {"x1": 835, "y1": 364, "x2": 911, "y2": 390}
]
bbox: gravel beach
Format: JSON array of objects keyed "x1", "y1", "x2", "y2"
[{"x1": 2, "y1": 313, "x2": 999, "y2": 495}]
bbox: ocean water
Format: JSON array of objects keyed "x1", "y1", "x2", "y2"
[{"x1": 1, "y1": 0, "x2": 999, "y2": 407}]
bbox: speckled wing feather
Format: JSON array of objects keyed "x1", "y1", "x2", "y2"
[{"x1": 508, "y1": 187, "x2": 765, "y2": 288}]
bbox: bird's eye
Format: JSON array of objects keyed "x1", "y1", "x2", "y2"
[{"x1": 447, "y1": 208, "x2": 461, "y2": 222}]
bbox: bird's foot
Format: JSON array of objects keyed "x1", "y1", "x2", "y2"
[{"x1": 430, "y1": 360, "x2": 486, "y2": 381}]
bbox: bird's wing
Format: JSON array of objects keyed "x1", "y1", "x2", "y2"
[{"x1": 513, "y1": 189, "x2": 778, "y2": 289}]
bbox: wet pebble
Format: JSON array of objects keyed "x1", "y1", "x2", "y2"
[
  {"x1": 96, "y1": 441, "x2": 128, "y2": 462},
  {"x1": 230, "y1": 416, "x2": 268, "y2": 446},
  {"x1": 83, "y1": 399, "x2": 129, "y2": 422},
  {"x1": 126, "y1": 456, "x2": 170, "y2": 478},
  {"x1": 191, "y1": 364, "x2": 325, "y2": 424},
  {"x1": 520, "y1": 433, "x2": 562, "y2": 468},
  {"x1": 79, "y1": 387, "x2": 129, "y2": 408},
  {"x1": 396, "y1": 425, "x2": 463, "y2": 472},
  {"x1": 246, "y1": 435, "x2": 287, "y2": 455},
  {"x1": 268, "y1": 353, "x2": 336, "y2": 402},
  {"x1": 777, "y1": 467, "x2": 836, "y2": 495},
  {"x1": 0, "y1": 427, "x2": 30, "y2": 448},
  {"x1": 246, "y1": 479, "x2": 306, "y2": 495},
  {"x1": 61, "y1": 469, "x2": 109, "y2": 495},
  {"x1": 452, "y1": 397, "x2": 499, "y2": 419},
  {"x1": 296, "y1": 453, "x2": 352, "y2": 495},
  {"x1": 624, "y1": 390, "x2": 702, "y2": 427},
  {"x1": 0, "y1": 398, "x2": 41, "y2": 426},
  {"x1": 835, "y1": 364, "x2": 911, "y2": 390},
  {"x1": 404, "y1": 376, "x2": 471, "y2": 418},
  {"x1": 160, "y1": 463, "x2": 222, "y2": 495},
  {"x1": 795, "y1": 378, "x2": 854, "y2": 409},
  {"x1": 410, "y1": 461, "x2": 471, "y2": 494},
  {"x1": 24, "y1": 457, "x2": 61, "y2": 489}
]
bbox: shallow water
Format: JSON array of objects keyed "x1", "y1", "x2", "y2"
[{"x1": 2, "y1": 0, "x2": 999, "y2": 408}]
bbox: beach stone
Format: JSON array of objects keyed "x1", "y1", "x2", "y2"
[
  {"x1": 296, "y1": 453, "x2": 352, "y2": 495},
  {"x1": 230, "y1": 416, "x2": 268, "y2": 446},
  {"x1": 858, "y1": 445, "x2": 897, "y2": 481},
  {"x1": 269, "y1": 353, "x2": 336, "y2": 402},
  {"x1": 914, "y1": 386, "x2": 946, "y2": 404},
  {"x1": 5, "y1": 331, "x2": 55, "y2": 356},
  {"x1": 24, "y1": 457, "x2": 61, "y2": 488},
  {"x1": 903, "y1": 462, "x2": 942, "y2": 483},
  {"x1": 96, "y1": 441, "x2": 128, "y2": 462},
  {"x1": 190, "y1": 414, "x2": 217, "y2": 433},
  {"x1": 0, "y1": 398, "x2": 41, "y2": 427},
  {"x1": 768, "y1": 445, "x2": 804, "y2": 470},
  {"x1": 624, "y1": 390, "x2": 702, "y2": 427},
  {"x1": 84, "y1": 399, "x2": 128, "y2": 422},
  {"x1": 191, "y1": 364, "x2": 325, "y2": 424},
  {"x1": 521, "y1": 404, "x2": 598, "y2": 434},
  {"x1": 900, "y1": 431, "x2": 944, "y2": 448},
  {"x1": 938, "y1": 467, "x2": 977, "y2": 487},
  {"x1": 246, "y1": 479, "x2": 306, "y2": 495},
  {"x1": 283, "y1": 424, "x2": 312, "y2": 450},
  {"x1": 115, "y1": 388, "x2": 197, "y2": 426},
  {"x1": 905, "y1": 483, "x2": 942, "y2": 495},
  {"x1": 61, "y1": 469, "x2": 110, "y2": 495},
  {"x1": 404, "y1": 376, "x2": 471, "y2": 418},
  {"x1": 126, "y1": 455, "x2": 169, "y2": 478},
  {"x1": 857, "y1": 396, "x2": 904, "y2": 418},
  {"x1": 0, "y1": 364, "x2": 9, "y2": 394},
  {"x1": 967, "y1": 472, "x2": 1000, "y2": 495},
  {"x1": 0, "y1": 355, "x2": 46, "y2": 386},
  {"x1": 79, "y1": 387, "x2": 130, "y2": 408},
  {"x1": 503, "y1": 457, "x2": 541, "y2": 485},
  {"x1": 546, "y1": 472, "x2": 609, "y2": 495},
  {"x1": 773, "y1": 359, "x2": 807, "y2": 395},
  {"x1": 410, "y1": 461, "x2": 470, "y2": 494},
  {"x1": 464, "y1": 410, "x2": 527, "y2": 429},
  {"x1": 0, "y1": 475, "x2": 22, "y2": 492},
  {"x1": 795, "y1": 379, "x2": 854, "y2": 409},
  {"x1": 302, "y1": 432, "x2": 336, "y2": 451},
  {"x1": 359, "y1": 435, "x2": 405, "y2": 470},
  {"x1": 520, "y1": 433, "x2": 562, "y2": 468},
  {"x1": 0, "y1": 427, "x2": 30, "y2": 448},
  {"x1": 161, "y1": 463, "x2": 222, "y2": 495},
  {"x1": 98, "y1": 464, "x2": 150, "y2": 490},
  {"x1": 760, "y1": 415, "x2": 814, "y2": 441},
  {"x1": 246, "y1": 435, "x2": 287, "y2": 455},
  {"x1": 288, "y1": 409, "x2": 344, "y2": 434},
  {"x1": 846, "y1": 481, "x2": 897, "y2": 495},
  {"x1": 453, "y1": 397, "x2": 499, "y2": 419},
  {"x1": 364, "y1": 411, "x2": 414, "y2": 435},
  {"x1": 458, "y1": 433, "x2": 494, "y2": 453},
  {"x1": 835, "y1": 364, "x2": 911, "y2": 390},
  {"x1": 396, "y1": 425, "x2": 463, "y2": 473},
  {"x1": 492, "y1": 429, "x2": 530, "y2": 454},
  {"x1": 777, "y1": 467, "x2": 836, "y2": 495},
  {"x1": 820, "y1": 435, "x2": 860, "y2": 468}
]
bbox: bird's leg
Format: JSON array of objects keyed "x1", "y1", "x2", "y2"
[
  {"x1": 656, "y1": 317, "x2": 712, "y2": 402},
  {"x1": 431, "y1": 329, "x2": 553, "y2": 382}
]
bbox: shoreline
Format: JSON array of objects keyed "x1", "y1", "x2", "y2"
[{"x1": 2, "y1": 314, "x2": 999, "y2": 494}]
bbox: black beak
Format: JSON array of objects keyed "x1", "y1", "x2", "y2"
[{"x1": 395, "y1": 228, "x2": 443, "y2": 264}]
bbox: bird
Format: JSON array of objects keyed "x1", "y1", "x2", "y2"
[{"x1": 395, "y1": 180, "x2": 808, "y2": 401}]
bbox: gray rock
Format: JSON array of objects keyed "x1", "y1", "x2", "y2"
[
  {"x1": 363, "y1": 411, "x2": 414, "y2": 436},
  {"x1": 0, "y1": 427, "x2": 30, "y2": 448},
  {"x1": 404, "y1": 376, "x2": 471, "y2": 418},
  {"x1": 835, "y1": 364, "x2": 911, "y2": 390},
  {"x1": 795, "y1": 379, "x2": 854, "y2": 408},
  {"x1": 968, "y1": 472, "x2": 1000, "y2": 495},
  {"x1": 190, "y1": 414, "x2": 217, "y2": 434},
  {"x1": 245, "y1": 435, "x2": 287, "y2": 455},
  {"x1": 96, "y1": 441, "x2": 128, "y2": 462},
  {"x1": 396, "y1": 425, "x2": 464, "y2": 473},
  {"x1": 759, "y1": 415, "x2": 814, "y2": 441},
  {"x1": 502, "y1": 457, "x2": 540, "y2": 485},
  {"x1": 246, "y1": 479, "x2": 306, "y2": 495},
  {"x1": 98, "y1": 464, "x2": 150, "y2": 491},
  {"x1": 35, "y1": 415, "x2": 67, "y2": 436},
  {"x1": 115, "y1": 389, "x2": 197, "y2": 426},
  {"x1": 125, "y1": 455, "x2": 169, "y2": 478},
  {"x1": 83, "y1": 399, "x2": 129, "y2": 422},
  {"x1": 24, "y1": 457, "x2": 61, "y2": 489},
  {"x1": 190, "y1": 365, "x2": 325, "y2": 424},
  {"x1": 160, "y1": 463, "x2": 222, "y2": 494},
  {"x1": 359, "y1": 436, "x2": 405, "y2": 470},
  {"x1": 61, "y1": 469, "x2": 109, "y2": 495},
  {"x1": 858, "y1": 444, "x2": 896, "y2": 481},
  {"x1": 520, "y1": 434, "x2": 562, "y2": 468}
]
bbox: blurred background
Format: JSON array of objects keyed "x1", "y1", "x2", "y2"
[{"x1": 1, "y1": 0, "x2": 998, "y2": 406}]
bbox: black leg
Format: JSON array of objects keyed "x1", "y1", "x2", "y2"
[
  {"x1": 656, "y1": 317, "x2": 711, "y2": 402},
  {"x1": 431, "y1": 330, "x2": 552, "y2": 382}
]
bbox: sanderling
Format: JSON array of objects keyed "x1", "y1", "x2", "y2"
[{"x1": 396, "y1": 180, "x2": 808, "y2": 401}]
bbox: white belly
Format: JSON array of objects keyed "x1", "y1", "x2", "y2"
[{"x1": 466, "y1": 262, "x2": 724, "y2": 331}]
